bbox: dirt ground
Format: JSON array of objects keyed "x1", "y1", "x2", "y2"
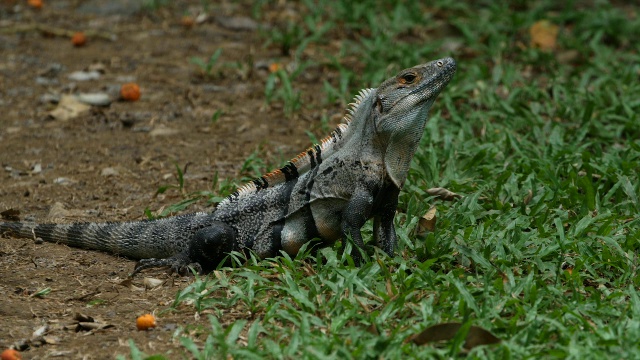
[{"x1": 0, "y1": 1, "x2": 348, "y2": 358}]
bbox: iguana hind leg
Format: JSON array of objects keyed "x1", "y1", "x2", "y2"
[{"x1": 132, "y1": 222, "x2": 236, "y2": 275}]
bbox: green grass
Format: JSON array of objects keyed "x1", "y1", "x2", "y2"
[{"x1": 132, "y1": 0, "x2": 640, "y2": 358}]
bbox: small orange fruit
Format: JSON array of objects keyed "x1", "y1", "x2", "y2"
[
  {"x1": 136, "y1": 314, "x2": 157, "y2": 330},
  {"x1": 71, "y1": 32, "x2": 86, "y2": 47},
  {"x1": 268, "y1": 62, "x2": 281, "y2": 73},
  {"x1": 27, "y1": 0, "x2": 42, "y2": 9},
  {"x1": 181, "y1": 15, "x2": 195, "y2": 28},
  {"x1": 1, "y1": 349, "x2": 22, "y2": 360},
  {"x1": 120, "y1": 83, "x2": 141, "y2": 101}
]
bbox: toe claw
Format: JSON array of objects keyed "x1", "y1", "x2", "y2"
[{"x1": 130, "y1": 252, "x2": 203, "y2": 277}]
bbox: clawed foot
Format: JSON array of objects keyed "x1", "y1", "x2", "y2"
[{"x1": 131, "y1": 253, "x2": 203, "y2": 277}]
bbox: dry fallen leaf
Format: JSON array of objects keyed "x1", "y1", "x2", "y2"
[
  {"x1": 523, "y1": 189, "x2": 533, "y2": 205},
  {"x1": 529, "y1": 20, "x2": 559, "y2": 51},
  {"x1": 48, "y1": 95, "x2": 91, "y2": 121},
  {"x1": 417, "y1": 206, "x2": 437, "y2": 236},
  {"x1": 77, "y1": 322, "x2": 114, "y2": 331},
  {"x1": 74, "y1": 313, "x2": 95, "y2": 323},
  {"x1": 426, "y1": 187, "x2": 461, "y2": 201},
  {"x1": 143, "y1": 277, "x2": 164, "y2": 290},
  {"x1": 0, "y1": 209, "x2": 20, "y2": 221},
  {"x1": 410, "y1": 322, "x2": 501, "y2": 349}
]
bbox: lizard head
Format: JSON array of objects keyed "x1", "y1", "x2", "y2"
[{"x1": 373, "y1": 57, "x2": 456, "y2": 189}]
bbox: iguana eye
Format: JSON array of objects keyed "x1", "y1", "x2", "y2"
[
  {"x1": 376, "y1": 96, "x2": 383, "y2": 112},
  {"x1": 400, "y1": 73, "x2": 417, "y2": 84}
]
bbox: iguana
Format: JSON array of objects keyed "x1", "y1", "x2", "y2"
[{"x1": 0, "y1": 57, "x2": 456, "y2": 275}]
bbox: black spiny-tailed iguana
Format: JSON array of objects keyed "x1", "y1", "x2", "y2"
[{"x1": 0, "y1": 58, "x2": 456, "y2": 275}]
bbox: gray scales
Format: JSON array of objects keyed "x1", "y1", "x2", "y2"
[{"x1": 0, "y1": 58, "x2": 456, "y2": 275}]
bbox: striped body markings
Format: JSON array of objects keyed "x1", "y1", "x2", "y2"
[{"x1": 217, "y1": 88, "x2": 373, "y2": 209}]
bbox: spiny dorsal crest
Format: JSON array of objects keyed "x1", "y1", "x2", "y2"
[{"x1": 217, "y1": 88, "x2": 375, "y2": 208}]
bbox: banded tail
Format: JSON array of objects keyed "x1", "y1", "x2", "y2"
[{"x1": 0, "y1": 212, "x2": 217, "y2": 259}]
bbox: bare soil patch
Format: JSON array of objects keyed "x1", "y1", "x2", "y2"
[{"x1": 0, "y1": 1, "x2": 344, "y2": 357}]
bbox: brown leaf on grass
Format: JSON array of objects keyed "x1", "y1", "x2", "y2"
[
  {"x1": 426, "y1": 187, "x2": 461, "y2": 201},
  {"x1": 529, "y1": 20, "x2": 559, "y2": 51},
  {"x1": 365, "y1": 323, "x2": 379, "y2": 336},
  {"x1": 523, "y1": 189, "x2": 533, "y2": 205},
  {"x1": 417, "y1": 206, "x2": 437, "y2": 236},
  {"x1": 385, "y1": 277, "x2": 395, "y2": 297},
  {"x1": 410, "y1": 322, "x2": 501, "y2": 350}
]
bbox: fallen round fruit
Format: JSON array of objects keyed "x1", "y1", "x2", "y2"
[
  {"x1": 120, "y1": 83, "x2": 141, "y2": 101},
  {"x1": 72, "y1": 32, "x2": 87, "y2": 47},
  {"x1": 136, "y1": 314, "x2": 157, "y2": 330},
  {"x1": 1, "y1": 349, "x2": 21, "y2": 360}
]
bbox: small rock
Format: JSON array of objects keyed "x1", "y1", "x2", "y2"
[
  {"x1": 87, "y1": 62, "x2": 107, "y2": 73},
  {"x1": 35, "y1": 77, "x2": 59, "y2": 86},
  {"x1": 215, "y1": 16, "x2": 259, "y2": 31},
  {"x1": 201, "y1": 84, "x2": 227, "y2": 92},
  {"x1": 39, "y1": 93, "x2": 61, "y2": 104},
  {"x1": 31, "y1": 163, "x2": 42, "y2": 174},
  {"x1": 77, "y1": 92, "x2": 112, "y2": 106},
  {"x1": 32, "y1": 324, "x2": 48, "y2": 337},
  {"x1": 195, "y1": 13, "x2": 208, "y2": 24},
  {"x1": 101, "y1": 167, "x2": 119, "y2": 177},
  {"x1": 149, "y1": 126, "x2": 179, "y2": 137},
  {"x1": 53, "y1": 177, "x2": 76, "y2": 185},
  {"x1": 43, "y1": 336, "x2": 61, "y2": 345},
  {"x1": 115, "y1": 75, "x2": 136, "y2": 83},
  {"x1": 67, "y1": 70, "x2": 101, "y2": 81},
  {"x1": 132, "y1": 126, "x2": 151, "y2": 133},
  {"x1": 39, "y1": 63, "x2": 64, "y2": 78}
]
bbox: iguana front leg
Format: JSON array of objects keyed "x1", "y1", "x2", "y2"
[
  {"x1": 373, "y1": 185, "x2": 400, "y2": 257},
  {"x1": 341, "y1": 189, "x2": 374, "y2": 264}
]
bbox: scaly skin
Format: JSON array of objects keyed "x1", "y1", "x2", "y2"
[{"x1": 0, "y1": 58, "x2": 456, "y2": 275}]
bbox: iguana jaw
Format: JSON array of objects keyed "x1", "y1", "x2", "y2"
[{"x1": 375, "y1": 58, "x2": 457, "y2": 189}]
